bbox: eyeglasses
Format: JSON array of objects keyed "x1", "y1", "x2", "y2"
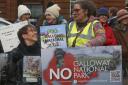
[{"x1": 73, "y1": 9, "x2": 81, "y2": 12}]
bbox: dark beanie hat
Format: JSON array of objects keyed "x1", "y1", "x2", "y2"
[{"x1": 97, "y1": 7, "x2": 109, "y2": 17}]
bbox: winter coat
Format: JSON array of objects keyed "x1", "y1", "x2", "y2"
[
  {"x1": 113, "y1": 23, "x2": 128, "y2": 59},
  {"x1": 7, "y1": 42, "x2": 40, "y2": 85},
  {"x1": 112, "y1": 22, "x2": 128, "y2": 77},
  {"x1": 101, "y1": 22, "x2": 117, "y2": 45}
]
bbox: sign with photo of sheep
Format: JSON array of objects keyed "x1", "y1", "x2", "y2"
[{"x1": 40, "y1": 24, "x2": 67, "y2": 48}]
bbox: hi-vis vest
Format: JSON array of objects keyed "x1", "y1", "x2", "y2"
[{"x1": 68, "y1": 20, "x2": 99, "y2": 47}]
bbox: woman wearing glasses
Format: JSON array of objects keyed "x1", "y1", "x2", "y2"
[{"x1": 68, "y1": 0, "x2": 106, "y2": 47}]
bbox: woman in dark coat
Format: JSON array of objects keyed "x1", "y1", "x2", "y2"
[{"x1": 7, "y1": 24, "x2": 41, "y2": 85}]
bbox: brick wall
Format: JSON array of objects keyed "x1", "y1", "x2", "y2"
[
  {"x1": 53, "y1": 0, "x2": 70, "y2": 20},
  {"x1": 0, "y1": 0, "x2": 125, "y2": 22},
  {"x1": 0, "y1": 0, "x2": 17, "y2": 22},
  {"x1": 93, "y1": 0, "x2": 125, "y2": 9},
  {"x1": 0, "y1": 0, "x2": 6, "y2": 18}
]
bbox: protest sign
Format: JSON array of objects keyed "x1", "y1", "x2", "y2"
[
  {"x1": 41, "y1": 46, "x2": 122, "y2": 85},
  {"x1": 40, "y1": 24, "x2": 67, "y2": 48},
  {"x1": 0, "y1": 21, "x2": 28, "y2": 52},
  {"x1": 23, "y1": 56, "x2": 41, "y2": 82}
]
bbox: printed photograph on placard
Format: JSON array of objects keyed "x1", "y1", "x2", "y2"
[
  {"x1": 23, "y1": 56, "x2": 40, "y2": 82},
  {"x1": 40, "y1": 24, "x2": 67, "y2": 48}
]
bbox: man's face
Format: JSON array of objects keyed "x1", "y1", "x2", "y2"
[{"x1": 23, "y1": 27, "x2": 38, "y2": 43}]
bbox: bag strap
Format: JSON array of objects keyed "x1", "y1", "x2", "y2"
[
  {"x1": 72, "y1": 20, "x2": 93, "y2": 47},
  {"x1": 72, "y1": 26, "x2": 84, "y2": 47}
]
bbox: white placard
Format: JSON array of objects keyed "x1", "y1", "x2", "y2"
[{"x1": 0, "y1": 21, "x2": 28, "y2": 52}]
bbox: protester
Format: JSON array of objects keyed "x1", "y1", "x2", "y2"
[
  {"x1": 97, "y1": 7, "x2": 117, "y2": 45},
  {"x1": 43, "y1": 4, "x2": 67, "y2": 26},
  {"x1": 108, "y1": 7, "x2": 118, "y2": 28},
  {"x1": 16, "y1": 5, "x2": 31, "y2": 23},
  {"x1": 7, "y1": 24, "x2": 40, "y2": 85},
  {"x1": 113, "y1": 9, "x2": 128, "y2": 77},
  {"x1": 36, "y1": 0, "x2": 55, "y2": 27},
  {"x1": 68, "y1": 0, "x2": 106, "y2": 47}
]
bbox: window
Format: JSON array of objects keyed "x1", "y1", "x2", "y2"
[
  {"x1": 26, "y1": 4, "x2": 43, "y2": 19},
  {"x1": 25, "y1": 4, "x2": 43, "y2": 25}
]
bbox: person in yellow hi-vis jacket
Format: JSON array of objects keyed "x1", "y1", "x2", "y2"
[{"x1": 68, "y1": 0, "x2": 106, "y2": 47}]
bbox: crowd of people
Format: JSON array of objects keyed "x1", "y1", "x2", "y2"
[{"x1": 0, "y1": 0, "x2": 128, "y2": 85}]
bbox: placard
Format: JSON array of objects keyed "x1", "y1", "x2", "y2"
[
  {"x1": 0, "y1": 21, "x2": 28, "y2": 52},
  {"x1": 23, "y1": 56, "x2": 41, "y2": 82},
  {"x1": 41, "y1": 46, "x2": 122, "y2": 85},
  {"x1": 40, "y1": 24, "x2": 67, "y2": 48}
]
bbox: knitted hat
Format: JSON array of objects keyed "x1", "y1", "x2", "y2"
[
  {"x1": 117, "y1": 9, "x2": 128, "y2": 21},
  {"x1": 97, "y1": 7, "x2": 109, "y2": 16},
  {"x1": 45, "y1": 4, "x2": 61, "y2": 18},
  {"x1": 18, "y1": 5, "x2": 31, "y2": 18}
]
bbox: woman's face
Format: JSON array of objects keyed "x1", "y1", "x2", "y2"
[
  {"x1": 20, "y1": 13, "x2": 31, "y2": 21},
  {"x1": 23, "y1": 27, "x2": 38, "y2": 43},
  {"x1": 72, "y1": 4, "x2": 87, "y2": 22},
  {"x1": 99, "y1": 15, "x2": 108, "y2": 23},
  {"x1": 45, "y1": 14, "x2": 57, "y2": 24}
]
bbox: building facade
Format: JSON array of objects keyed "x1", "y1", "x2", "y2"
[{"x1": 0, "y1": 0, "x2": 125, "y2": 22}]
